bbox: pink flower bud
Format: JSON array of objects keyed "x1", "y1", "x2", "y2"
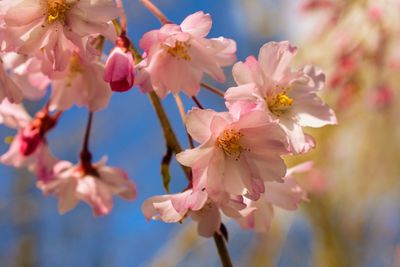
[
  {"x1": 104, "y1": 47, "x2": 135, "y2": 92},
  {"x1": 19, "y1": 127, "x2": 42, "y2": 156}
]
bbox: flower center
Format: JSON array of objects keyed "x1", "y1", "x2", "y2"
[
  {"x1": 216, "y1": 129, "x2": 246, "y2": 160},
  {"x1": 46, "y1": 0, "x2": 71, "y2": 24},
  {"x1": 266, "y1": 88, "x2": 294, "y2": 116},
  {"x1": 164, "y1": 41, "x2": 191, "y2": 61}
]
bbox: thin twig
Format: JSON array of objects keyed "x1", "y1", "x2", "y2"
[
  {"x1": 201, "y1": 82, "x2": 225, "y2": 97},
  {"x1": 80, "y1": 112, "x2": 97, "y2": 175},
  {"x1": 174, "y1": 94, "x2": 194, "y2": 149},
  {"x1": 140, "y1": 0, "x2": 171, "y2": 24},
  {"x1": 148, "y1": 92, "x2": 191, "y2": 178},
  {"x1": 213, "y1": 233, "x2": 234, "y2": 267},
  {"x1": 191, "y1": 96, "x2": 204, "y2": 109},
  {"x1": 116, "y1": 0, "x2": 127, "y2": 31}
]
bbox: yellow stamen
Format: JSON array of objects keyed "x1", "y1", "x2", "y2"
[
  {"x1": 164, "y1": 41, "x2": 191, "y2": 61},
  {"x1": 266, "y1": 87, "x2": 294, "y2": 116},
  {"x1": 46, "y1": 0, "x2": 71, "y2": 24},
  {"x1": 216, "y1": 129, "x2": 246, "y2": 160}
]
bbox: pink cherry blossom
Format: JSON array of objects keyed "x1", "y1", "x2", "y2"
[
  {"x1": 176, "y1": 108, "x2": 289, "y2": 201},
  {"x1": 0, "y1": 100, "x2": 30, "y2": 129},
  {"x1": 0, "y1": 103, "x2": 59, "y2": 180},
  {"x1": 38, "y1": 158, "x2": 137, "y2": 216},
  {"x1": 225, "y1": 41, "x2": 337, "y2": 153},
  {"x1": 0, "y1": 59, "x2": 23, "y2": 103},
  {"x1": 2, "y1": 0, "x2": 118, "y2": 75},
  {"x1": 50, "y1": 54, "x2": 111, "y2": 111},
  {"x1": 104, "y1": 42, "x2": 135, "y2": 92},
  {"x1": 237, "y1": 162, "x2": 309, "y2": 232},
  {"x1": 135, "y1": 11, "x2": 237, "y2": 98},
  {"x1": 367, "y1": 84, "x2": 394, "y2": 110},
  {"x1": 142, "y1": 188, "x2": 252, "y2": 237},
  {"x1": 2, "y1": 53, "x2": 50, "y2": 100}
]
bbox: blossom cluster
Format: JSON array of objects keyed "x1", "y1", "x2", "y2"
[
  {"x1": 0, "y1": 1, "x2": 336, "y2": 238},
  {"x1": 300, "y1": 0, "x2": 399, "y2": 110},
  {"x1": 141, "y1": 28, "x2": 336, "y2": 235}
]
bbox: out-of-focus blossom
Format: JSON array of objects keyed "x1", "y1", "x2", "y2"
[
  {"x1": 50, "y1": 54, "x2": 111, "y2": 111},
  {"x1": 225, "y1": 41, "x2": 337, "y2": 153},
  {"x1": 0, "y1": 102, "x2": 59, "y2": 180},
  {"x1": 38, "y1": 158, "x2": 137, "y2": 216},
  {"x1": 367, "y1": 85, "x2": 394, "y2": 110},
  {"x1": 0, "y1": 59, "x2": 23, "y2": 103},
  {"x1": 2, "y1": 0, "x2": 118, "y2": 75},
  {"x1": 2, "y1": 52, "x2": 50, "y2": 100},
  {"x1": 135, "y1": 11, "x2": 237, "y2": 98},
  {"x1": 104, "y1": 35, "x2": 135, "y2": 92},
  {"x1": 238, "y1": 162, "x2": 309, "y2": 232},
  {"x1": 0, "y1": 99, "x2": 30, "y2": 128},
  {"x1": 176, "y1": 108, "x2": 289, "y2": 201}
]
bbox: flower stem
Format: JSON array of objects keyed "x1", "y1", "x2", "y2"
[
  {"x1": 213, "y1": 233, "x2": 234, "y2": 267},
  {"x1": 201, "y1": 82, "x2": 225, "y2": 97},
  {"x1": 192, "y1": 96, "x2": 204, "y2": 109},
  {"x1": 173, "y1": 94, "x2": 194, "y2": 149},
  {"x1": 116, "y1": 0, "x2": 127, "y2": 32},
  {"x1": 80, "y1": 111, "x2": 96, "y2": 175},
  {"x1": 148, "y1": 92, "x2": 191, "y2": 178},
  {"x1": 140, "y1": 0, "x2": 171, "y2": 25}
]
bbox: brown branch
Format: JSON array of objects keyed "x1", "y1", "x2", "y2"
[
  {"x1": 213, "y1": 233, "x2": 234, "y2": 267},
  {"x1": 201, "y1": 82, "x2": 225, "y2": 97},
  {"x1": 140, "y1": 0, "x2": 171, "y2": 25}
]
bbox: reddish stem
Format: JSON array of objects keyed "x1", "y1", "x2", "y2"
[
  {"x1": 201, "y1": 82, "x2": 225, "y2": 97},
  {"x1": 140, "y1": 0, "x2": 171, "y2": 24},
  {"x1": 116, "y1": 0, "x2": 127, "y2": 31}
]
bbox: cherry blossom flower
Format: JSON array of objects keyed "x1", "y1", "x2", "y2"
[
  {"x1": 225, "y1": 41, "x2": 337, "y2": 153},
  {"x1": 367, "y1": 85, "x2": 394, "y2": 110},
  {"x1": 2, "y1": 52, "x2": 50, "y2": 100},
  {"x1": 0, "y1": 102, "x2": 58, "y2": 180},
  {"x1": 142, "y1": 189, "x2": 252, "y2": 237},
  {"x1": 104, "y1": 35, "x2": 135, "y2": 92},
  {"x1": 0, "y1": 59, "x2": 23, "y2": 103},
  {"x1": 237, "y1": 162, "x2": 309, "y2": 232},
  {"x1": 38, "y1": 159, "x2": 137, "y2": 216},
  {"x1": 50, "y1": 54, "x2": 111, "y2": 111},
  {"x1": 176, "y1": 108, "x2": 289, "y2": 201},
  {"x1": 0, "y1": 100, "x2": 30, "y2": 129},
  {"x1": 135, "y1": 11, "x2": 237, "y2": 98},
  {"x1": 2, "y1": 0, "x2": 118, "y2": 74}
]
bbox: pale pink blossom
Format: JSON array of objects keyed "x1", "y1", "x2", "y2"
[
  {"x1": 237, "y1": 162, "x2": 309, "y2": 232},
  {"x1": 0, "y1": 100, "x2": 30, "y2": 129},
  {"x1": 50, "y1": 54, "x2": 111, "y2": 111},
  {"x1": 104, "y1": 45, "x2": 135, "y2": 92},
  {"x1": 135, "y1": 11, "x2": 237, "y2": 98},
  {"x1": 0, "y1": 59, "x2": 23, "y2": 103},
  {"x1": 142, "y1": 189, "x2": 252, "y2": 237},
  {"x1": 176, "y1": 108, "x2": 289, "y2": 201},
  {"x1": 225, "y1": 41, "x2": 337, "y2": 153},
  {"x1": 2, "y1": 52, "x2": 50, "y2": 100},
  {"x1": 0, "y1": 103, "x2": 59, "y2": 180},
  {"x1": 38, "y1": 159, "x2": 137, "y2": 216},
  {"x1": 2, "y1": 0, "x2": 118, "y2": 74},
  {"x1": 367, "y1": 85, "x2": 394, "y2": 109}
]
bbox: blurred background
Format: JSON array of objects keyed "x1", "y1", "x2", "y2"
[{"x1": 1, "y1": 0, "x2": 400, "y2": 266}]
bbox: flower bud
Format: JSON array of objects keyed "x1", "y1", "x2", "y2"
[{"x1": 104, "y1": 45, "x2": 135, "y2": 92}]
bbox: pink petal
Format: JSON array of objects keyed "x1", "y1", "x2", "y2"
[
  {"x1": 180, "y1": 11, "x2": 212, "y2": 38},
  {"x1": 258, "y1": 41, "x2": 298, "y2": 82}
]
